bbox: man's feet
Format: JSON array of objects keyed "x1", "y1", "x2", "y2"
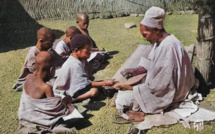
[{"x1": 116, "y1": 108, "x2": 144, "y2": 122}]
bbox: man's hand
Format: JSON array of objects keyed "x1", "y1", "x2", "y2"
[
  {"x1": 120, "y1": 68, "x2": 136, "y2": 79},
  {"x1": 120, "y1": 67, "x2": 147, "y2": 79},
  {"x1": 62, "y1": 95, "x2": 73, "y2": 105},
  {"x1": 113, "y1": 84, "x2": 133, "y2": 91}
]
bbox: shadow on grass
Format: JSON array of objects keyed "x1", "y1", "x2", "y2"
[
  {"x1": 66, "y1": 115, "x2": 93, "y2": 130},
  {"x1": 84, "y1": 101, "x2": 106, "y2": 111},
  {"x1": 64, "y1": 95, "x2": 107, "y2": 130},
  {"x1": 195, "y1": 68, "x2": 210, "y2": 97},
  {"x1": 0, "y1": 0, "x2": 64, "y2": 53},
  {"x1": 107, "y1": 50, "x2": 119, "y2": 56},
  {"x1": 93, "y1": 50, "x2": 120, "y2": 74}
]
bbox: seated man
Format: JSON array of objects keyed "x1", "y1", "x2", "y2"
[
  {"x1": 18, "y1": 51, "x2": 74, "y2": 133},
  {"x1": 76, "y1": 12, "x2": 109, "y2": 73},
  {"x1": 55, "y1": 26, "x2": 81, "y2": 60},
  {"x1": 114, "y1": 7, "x2": 195, "y2": 118},
  {"x1": 53, "y1": 34, "x2": 117, "y2": 103},
  {"x1": 13, "y1": 27, "x2": 56, "y2": 91}
]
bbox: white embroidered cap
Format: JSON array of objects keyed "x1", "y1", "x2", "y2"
[{"x1": 141, "y1": 6, "x2": 165, "y2": 29}]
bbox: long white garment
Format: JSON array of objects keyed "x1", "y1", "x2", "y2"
[
  {"x1": 133, "y1": 35, "x2": 195, "y2": 113},
  {"x1": 53, "y1": 56, "x2": 91, "y2": 96},
  {"x1": 116, "y1": 35, "x2": 195, "y2": 114}
]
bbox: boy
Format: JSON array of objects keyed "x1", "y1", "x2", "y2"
[
  {"x1": 76, "y1": 13, "x2": 109, "y2": 73},
  {"x1": 13, "y1": 27, "x2": 55, "y2": 91},
  {"x1": 55, "y1": 26, "x2": 81, "y2": 60},
  {"x1": 76, "y1": 12, "x2": 102, "y2": 51},
  {"x1": 53, "y1": 34, "x2": 116, "y2": 102},
  {"x1": 18, "y1": 51, "x2": 74, "y2": 133}
]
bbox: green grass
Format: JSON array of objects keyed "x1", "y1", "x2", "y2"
[{"x1": 2, "y1": 14, "x2": 215, "y2": 134}]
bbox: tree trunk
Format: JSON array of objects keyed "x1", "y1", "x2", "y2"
[{"x1": 196, "y1": 0, "x2": 215, "y2": 95}]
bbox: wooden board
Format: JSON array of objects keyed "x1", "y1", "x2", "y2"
[{"x1": 112, "y1": 44, "x2": 152, "y2": 81}]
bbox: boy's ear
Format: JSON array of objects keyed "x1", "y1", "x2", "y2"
[{"x1": 50, "y1": 66, "x2": 54, "y2": 74}]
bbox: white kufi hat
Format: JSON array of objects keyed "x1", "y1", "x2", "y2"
[{"x1": 141, "y1": 6, "x2": 165, "y2": 29}]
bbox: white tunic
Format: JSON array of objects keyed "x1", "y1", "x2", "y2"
[
  {"x1": 53, "y1": 56, "x2": 91, "y2": 96},
  {"x1": 55, "y1": 40, "x2": 71, "y2": 58},
  {"x1": 135, "y1": 35, "x2": 195, "y2": 113},
  {"x1": 116, "y1": 35, "x2": 195, "y2": 113}
]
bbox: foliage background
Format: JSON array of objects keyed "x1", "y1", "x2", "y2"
[{"x1": 17, "y1": 0, "x2": 195, "y2": 20}]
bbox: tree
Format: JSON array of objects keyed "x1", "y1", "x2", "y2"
[
  {"x1": 126, "y1": 0, "x2": 215, "y2": 96},
  {"x1": 194, "y1": 0, "x2": 215, "y2": 96}
]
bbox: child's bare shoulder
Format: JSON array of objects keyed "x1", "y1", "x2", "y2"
[{"x1": 41, "y1": 83, "x2": 52, "y2": 91}]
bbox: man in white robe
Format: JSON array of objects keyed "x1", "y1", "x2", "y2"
[{"x1": 114, "y1": 6, "x2": 195, "y2": 115}]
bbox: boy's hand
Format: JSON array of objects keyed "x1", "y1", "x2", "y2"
[
  {"x1": 113, "y1": 84, "x2": 132, "y2": 91},
  {"x1": 103, "y1": 79, "x2": 118, "y2": 86},
  {"x1": 99, "y1": 47, "x2": 105, "y2": 51}
]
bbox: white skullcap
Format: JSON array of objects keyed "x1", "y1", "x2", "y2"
[{"x1": 141, "y1": 6, "x2": 165, "y2": 29}]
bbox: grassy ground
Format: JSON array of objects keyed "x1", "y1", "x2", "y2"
[{"x1": 1, "y1": 14, "x2": 215, "y2": 134}]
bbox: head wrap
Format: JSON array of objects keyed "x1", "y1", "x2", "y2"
[{"x1": 141, "y1": 6, "x2": 165, "y2": 29}]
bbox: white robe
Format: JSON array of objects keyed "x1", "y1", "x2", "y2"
[
  {"x1": 55, "y1": 40, "x2": 71, "y2": 59},
  {"x1": 116, "y1": 35, "x2": 195, "y2": 113},
  {"x1": 53, "y1": 56, "x2": 91, "y2": 97}
]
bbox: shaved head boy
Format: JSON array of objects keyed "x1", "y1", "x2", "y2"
[
  {"x1": 13, "y1": 27, "x2": 56, "y2": 91},
  {"x1": 55, "y1": 26, "x2": 81, "y2": 59},
  {"x1": 18, "y1": 51, "x2": 75, "y2": 133},
  {"x1": 24, "y1": 51, "x2": 55, "y2": 98}
]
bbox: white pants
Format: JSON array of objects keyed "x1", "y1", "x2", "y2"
[{"x1": 115, "y1": 90, "x2": 140, "y2": 111}]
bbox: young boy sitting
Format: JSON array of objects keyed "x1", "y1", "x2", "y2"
[
  {"x1": 76, "y1": 12, "x2": 109, "y2": 73},
  {"x1": 76, "y1": 12, "x2": 103, "y2": 51},
  {"x1": 53, "y1": 34, "x2": 117, "y2": 103},
  {"x1": 18, "y1": 51, "x2": 74, "y2": 133},
  {"x1": 55, "y1": 26, "x2": 81, "y2": 60},
  {"x1": 13, "y1": 27, "x2": 56, "y2": 91}
]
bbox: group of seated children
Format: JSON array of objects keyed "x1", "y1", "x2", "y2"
[{"x1": 15, "y1": 13, "x2": 116, "y2": 133}]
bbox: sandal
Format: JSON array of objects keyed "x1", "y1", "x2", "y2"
[
  {"x1": 113, "y1": 115, "x2": 132, "y2": 124},
  {"x1": 126, "y1": 111, "x2": 145, "y2": 122},
  {"x1": 113, "y1": 110, "x2": 145, "y2": 124}
]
